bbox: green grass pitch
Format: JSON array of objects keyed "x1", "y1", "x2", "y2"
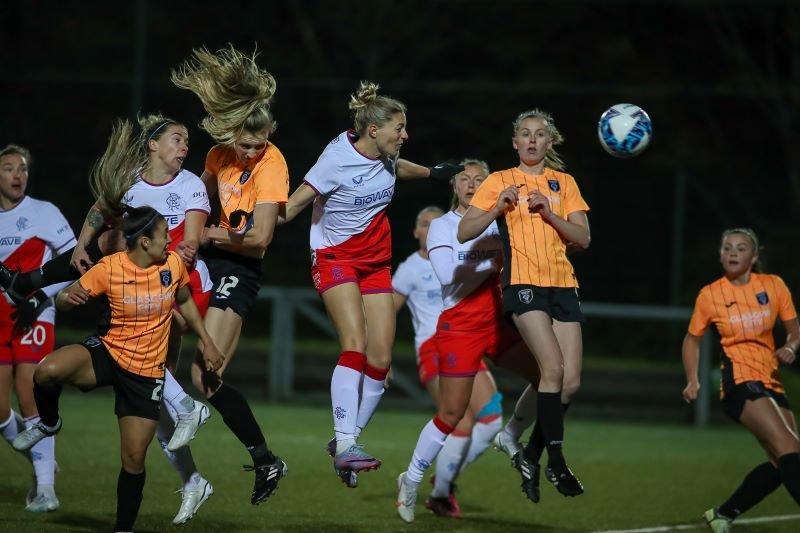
[{"x1": 1, "y1": 390, "x2": 797, "y2": 532}]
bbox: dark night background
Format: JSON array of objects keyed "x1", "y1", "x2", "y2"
[{"x1": 2, "y1": 1, "x2": 798, "y2": 349}]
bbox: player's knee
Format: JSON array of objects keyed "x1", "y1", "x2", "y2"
[
  {"x1": 540, "y1": 365, "x2": 564, "y2": 387},
  {"x1": 438, "y1": 404, "x2": 469, "y2": 428},
  {"x1": 562, "y1": 376, "x2": 581, "y2": 399},
  {"x1": 34, "y1": 360, "x2": 60, "y2": 385},
  {"x1": 475, "y1": 392, "x2": 503, "y2": 420},
  {"x1": 120, "y1": 450, "x2": 147, "y2": 473}
]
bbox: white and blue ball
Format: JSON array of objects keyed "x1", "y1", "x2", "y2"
[{"x1": 597, "y1": 103, "x2": 652, "y2": 158}]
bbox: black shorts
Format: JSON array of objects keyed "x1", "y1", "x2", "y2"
[
  {"x1": 203, "y1": 246, "x2": 262, "y2": 318},
  {"x1": 721, "y1": 380, "x2": 790, "y2": 423},
  {"x1": 82, "y1": 336, "x2": 164, "y2": 421},
  {"x1": 502, "y1": 284, "x2": 585, "y2": 323}
]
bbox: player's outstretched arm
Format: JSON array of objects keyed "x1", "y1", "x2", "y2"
[
  {"x1": 55, "y1": 281, "x2": 91, "y2": 311},
  {"x1": 396, "y1": 159, "x2": 464, "y2": 181},
  {"x1": 277, "y1": 183, "x2": 316, "y2": 225},
  {"x1": 176, "y1": 286, "x2": 224, "y2": 372}
]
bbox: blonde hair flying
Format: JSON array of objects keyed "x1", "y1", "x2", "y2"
[
  {"x1": 171, "y1": 45, "x2": 277, "y2": 144},
  {"x1": 90, "y1": 119, "x2": 148, "y2": 216},
  {"x1": 349, "y1": 81, "x2": 407, "y2": 135}
]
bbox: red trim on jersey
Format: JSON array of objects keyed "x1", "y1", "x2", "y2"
[
  {"x1": 185, "y1": 208, "x2": 211, "y2": 215},
  {"x1": 346, "y1": 129, "x2": 380, "y2": 161},
  {"x1": 3, "y1": 237, "x2": 46, "y2": 273},
  {"x1": 303, "y1": 179, "x2": 322, "y2": 195},
  {"x1": 139, "y1": 172, "x2": 179, "y2": 187},
  {"x1": 316, "y1": 208, "x2": 391, "y2": 263},
  {"x1": 427, "y1": 245, "x2": 452, "y2": 253}
]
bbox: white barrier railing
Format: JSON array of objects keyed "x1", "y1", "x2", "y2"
[{"x1": 260, "y1": 287, "x2": 713, "y2": 426}]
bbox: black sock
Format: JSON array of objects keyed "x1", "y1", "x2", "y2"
[
  {"x1": 115, "y1": 468, "x2": 145, "y2": 532},
  {"x1": 525, "y1": 402, "x2": 570, "y2": 463},
  {"x1": 33, "y1": 381, "x2": 62, "y2": 427},
  {"x1": 777, "y1": 453, "x2": 800, "y2": 504},
  {"x1": 718, "y1": 462, "x2": 781, "y2": 519},
  {"x1": 208, "y1": 383, "x2": 273, "y2": 465},
  {"x1": 535, "y1": 392, "x2": 565, "y2": 468}
]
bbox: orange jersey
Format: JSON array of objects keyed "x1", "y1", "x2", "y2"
[
  {"x1": 205, "y1": 143, "x2": 290, "y2": 232},
  {"x1": 688, "y1": 273, "x2": 797, "y2": 394},
  {"x1": 79, "y1": 251, "x2": 190, "y2": 378},
  {"x1": 470, "y1": 167, "x2": 589, "y2": 288}
]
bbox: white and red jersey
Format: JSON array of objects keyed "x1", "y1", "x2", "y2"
[
  {"x1": 393, "y1": 251, "x2": 443, "y2": 352},
  {"x1": 427, "y1": 210, "x2": 502, "y2": 315},
  {"x1": 124, "y1": 170, "x2": 213, "y2": 293},
  {"x1": 304, "y1": 130, "x2": 396, "y2": 264},
  {"x1": 0, "y1": 196, "x2": 76, "y2": 325}
]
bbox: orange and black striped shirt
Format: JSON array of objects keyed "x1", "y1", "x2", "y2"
[
  {"x1": 688, "y1": 273, "x2": 797, "y2": 394},
  {"x1": 470, "y1": 167, "x2": 589, "y2": 288},
  {"x1": 205, "y1": 143, "x2": 290, "y2": 233},
  {"x1": 79, "y1": 251, "x2": 190, "y2": 378}
]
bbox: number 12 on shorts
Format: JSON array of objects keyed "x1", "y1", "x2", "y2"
[{"x1": 216, "y1": 275, "x2": 240, "y2": 298}]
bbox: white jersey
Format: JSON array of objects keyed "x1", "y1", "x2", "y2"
[
  {"x1": 124, "y1": 170, "x2": 212, "y2": 292},
  {"x1": 426, "y1": 210, "x2": 503, "y2": 311},
  {"x1": 304, "y1": 130, "x2": 396, "y2": 259},
  {"x1": 0, "y1": 196, "x2": 76, "y2": 324},
  {"x1": 393, "y1": 251, "x2": 443, "y2": 352}
]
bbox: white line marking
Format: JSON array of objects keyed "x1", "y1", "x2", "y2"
[{"x1": 590, "y1": 513, "x2": 800, "y2": 533}]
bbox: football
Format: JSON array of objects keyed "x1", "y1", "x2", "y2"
[{"x1": 597, "y1": 103, "x2": 652, "y2": 158}]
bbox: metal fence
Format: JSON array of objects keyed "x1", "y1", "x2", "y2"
[{"x1": 260, "y1": 286, "x2": 714, "y2": 426}]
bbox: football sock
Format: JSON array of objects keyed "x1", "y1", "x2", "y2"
[
  {"x1": 719, "y1": 462, "x2": 781, "y2": 519},
  {"x1": 115, "y1": 468, "x2": 145, "y2": 532},
  {"x1": 432, "y1": 430, "x2": 470, "y2": 498},
  {"x1": 331, "y1": 351, "x2": 365, "y2": 452},
  {"x1": 354, "y1": 364, "x2": 389, "y2": 435},
  {"x1": 777, "y1": 452, "x2": 800, "y2": 504},
  {"x1": 207, "y1": 383, "x2": 272, "y2": 464},
  {"x1": 406, "y1": 416, "x2": 453, "y2": 485}
]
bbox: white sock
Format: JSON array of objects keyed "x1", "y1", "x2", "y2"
[
  {"x1": 355, "y1": 374, "x2": 386, "y2": 436},
  {"x1": 155, "y1": 413, "x2": 198, "y2": 485},
  {"x1": 163, "y1": 370, "x2": 194, "y2": 416},
  {"x1": 26, "y1": 416, "x2": 56, "y2": 488},
  {"x1": 1, "y1": 410, "x2": 31, "y2": 462},
  {"x1": 406, "y1": 419, "x2": 450, "y2": 484},
  {"x1": 459, "y1": 417, "x2": 502, "y2": 475},
  {"x1": 506, "y1": 384, "x2": 537, "y2": 440},
  {"x1": 331, "y1": 365, "x2": 361, "y2": 452},
  {"x1": 432, "y1": 433, "x2": 470, "y2": 498}
]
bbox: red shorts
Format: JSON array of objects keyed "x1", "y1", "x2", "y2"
[
  {"x1": 312, "y1": 257, "x2": 392, "y2": 295},
  {"x1": 0, "y1": 321, "x2": 55, "y2": 365},
  {"x1": 418, "y1": 336, "x2": 488, "y2": 385},
  {"x1": 188, "y1": 269, "x2": 211, "y2": 317},
  {"x1": 435, "y1": 317, "x2": 519, "y2": 378}
]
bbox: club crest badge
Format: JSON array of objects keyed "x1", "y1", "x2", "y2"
[
  {"x1": 756, "y1": 291, "x2": 769, "y2": 305},
  {"x1": 548, "y1": 180, "x2": 560, "y2": 192},
  {"x1": 160, "y1": 270, "x2": 172, "y2": 287},
  {"x1": 518, "y1": 288, "x2": 533, "y2": 304}
]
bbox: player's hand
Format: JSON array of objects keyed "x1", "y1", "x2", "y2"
[
  {"x1": 66, "y1": 284, "x2": 91, "y2": 306},
  {"x1": 200, "y1": 226, "x2": 214, "y2": 247},
  {"x1": 682, "y1": 381, "x2": 699, "y2": 403},
  {"x1": 70, "y1": 246, "x2": 93, "y2": 274},
  {"x1": 777, "y1": 346, "x2": 796, "y2": 364},
  {"x1": 495, "y1": 186, "x2": 520, "y2": 213},
  {"x1": 528, "y1": 191, "x2": 552, "y2": 218},
  {"x1": 203, "y1": 341, "x2": 225, "y2": 372},
  {"x1": 429, "y1": 160, "x2": 464, "y2": 182},
  {"x1": 175, "y1": 241, "x2": 197, "y2": 266}
]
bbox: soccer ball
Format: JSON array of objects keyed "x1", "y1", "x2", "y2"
[{"x1": 597, "y1": 104, "x2": 652, "y2": 158}]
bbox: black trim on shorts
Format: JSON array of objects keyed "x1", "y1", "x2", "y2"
[
  {"x1": 202, "y1": 245, "x2": 263, "y2": 318},
  {"x1": 82, "y1": 336, "x2": 164, "y2": 421},
  {"x1": 502, "y1": 284, "x2": 585, "y2": 323},
  {"x1": 721, "y1": 380, "x2": 790, "y2": 423}
]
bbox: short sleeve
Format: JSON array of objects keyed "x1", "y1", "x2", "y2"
[
  {"x1": 773, "y1": 276, "x2": 798, "y2": 321},
  {"x1": 687, "y1": 288, "x2": 713, "y2": 337},
  {"x1": 182, "y1": 172, "x2": 211, "y2": 214},
  {"x1": 303, "y1": 149, "x2": 342, "y2": 197},
  {"x1": 253, "y1": 145, "x2": 290, "y2": 204},
  {"x1": 392, "y1": 259, "x2": 415, "y2": 297},
  {"x1": 204, "y1": 145, "x2": 224, "y2": 177},
  {"x1": 426, "y1": 218, "x2": 452, "y2": 254},
  {"x1": 79, "y1": 260, "x2": 110, "y2": 297},
  {"x1": 563, "y1": 174, "x2": 590, "y2": 215},
  {"x1": 42, "y1": 203, "x2": 77, "y2": 255},
  {"x1": 470, "y1": 173, "x2": 503, "y2": 212}
]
